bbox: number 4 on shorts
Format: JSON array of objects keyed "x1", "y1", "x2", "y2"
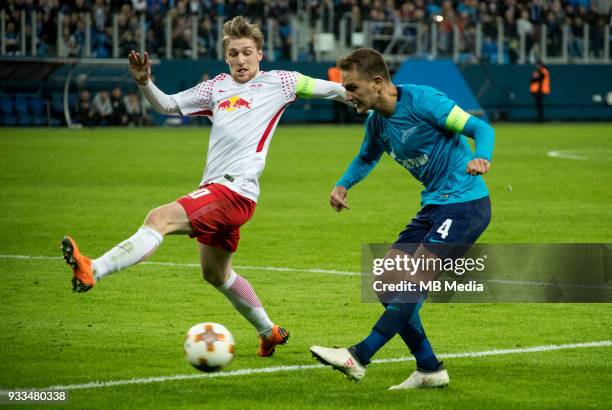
[{"x1": 436, "y1": 219, "x2": 453, "y2": 239}]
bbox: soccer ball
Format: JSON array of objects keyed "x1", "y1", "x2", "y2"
[{"x1": 183, "y1": 322, "x2": 235, "y2": 372}]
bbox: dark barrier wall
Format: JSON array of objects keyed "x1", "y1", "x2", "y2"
[
  {"x1": 157, "y1": 60, "x2": 612, "y2": 124},
  {"x1": 461, "y1": 64, "x2": 612, "y2": 121},
  {"x1": 154, "y1": 60, "x2": 337, "y2": 123},
  {"x1": 393, "y1": 60, "x2": 485, "y2": 119}
]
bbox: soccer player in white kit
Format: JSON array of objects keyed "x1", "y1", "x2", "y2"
[{"x1": 61, "y1": 16, "x2": 346, "y2": 357}]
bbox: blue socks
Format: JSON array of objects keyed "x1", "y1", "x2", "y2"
[
  {"x1": 351, "y1": 329, "x2": 388, "y2": 365},
  {"x1": 350, "y1": 301, "x2": 440, "y2": 371},
  {"x1": 398, "y1": 327, "x2": 440, "y2": 371}
]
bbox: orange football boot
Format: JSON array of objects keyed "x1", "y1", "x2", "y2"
[
  {"x1": 61, "y1": 236, "x2": 95, "y2": 292},
  {"x1": 257, "y1": 325, "x2": 290, "y2": 357}
]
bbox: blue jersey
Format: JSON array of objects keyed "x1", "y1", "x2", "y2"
[{"x1": 337, "y1": 84, "x2": 493, "y2": 206}]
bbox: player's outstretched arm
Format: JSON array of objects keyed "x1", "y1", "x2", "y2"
[
  {"x1": 331, "y1": 133, "x2": 384, "y2": 212},
  {"x1": 443, "y1": 104, "x2": 494, "y2": 176},
  {"x1": 461, "y1": 114, "x2": 494, "y2": 175},
  {"x1": 128, "y1": 50, "x2": 180, "y2": 115},
  {"x1": 295, "y1": 75, "x2": 347, "y2": 103},
  {"x1": 412, "y1": 88, "x2": 494, "y2": 176}
]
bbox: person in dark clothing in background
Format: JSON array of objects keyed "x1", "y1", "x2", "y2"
[{"x1": 111, "y1": 87, "x2": 128, "y2": 125}]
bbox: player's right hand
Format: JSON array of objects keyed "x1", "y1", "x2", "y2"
[
  {"x1": 128, "y1": 50, "x2": 151, "y2": 86},
  {"x1": 330, "y1": 186, "x2": 349, "y2": 212},
  {"x1": 466, "y1": 158, "x2": 490, "y2": 176}
]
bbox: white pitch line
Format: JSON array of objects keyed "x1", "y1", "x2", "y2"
[
  {"x1": 486, "y1": 278, "x2": 612, "y2": 290},
  {"x1": 0, "y1": 254, "x2": 62, "y2": 261},
  {"x1": 2, "y1": 254, "x2": 612, "y2": 289},
  {"x1": 142, "y1": 260, "x2": 360, "y2": 276},
  {"x1": 0, "y1": 341, "x2": 610, "y2": 394},
  {"x1": 547, "y1": 150, "x2": 589, "y2": 161},
  {"x1": 0, "y1": 254, "x2": 360, "y2": 276}
]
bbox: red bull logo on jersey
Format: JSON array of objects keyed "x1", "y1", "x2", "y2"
[{"x1": 217, "y1": 96, "x2": 252, "y2": 112}]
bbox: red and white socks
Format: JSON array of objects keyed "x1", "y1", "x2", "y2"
[{"x1": 216, "y1": 270, "x2": 274, "y2": 338}]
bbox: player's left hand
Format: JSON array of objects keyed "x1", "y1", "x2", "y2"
[
  {"x1": 128, "y1": 50, "x2": 151, "y2": 86},
  {"x1": 466, "y1": 158, "x2": 490, "y2": 175}
]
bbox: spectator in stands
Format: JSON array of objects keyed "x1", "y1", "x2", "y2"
[
  {"x1": 439, "y1": 9, "x2": 458, "y2": 54},
  {"x1": 57, "y1": 25, "x2": 69, "y2": 57},
  {"x1": 132, "y1": 0, "x2": 147, "y2": 14},
  {"x1": 504, "y1": 9, "x2": 519, "y2": 63},
  {"x1": 72, "y1": 19, "x2": 87, "y2": 55},
  {"x1": 529, "y1": 0, "x2": 546, "y2": 24},
  {"x1": 530, "y1": 60, "x2": 550, "y2": 122},
  {"x1": 568, "y1": 15, "x2": 585, "y2": 58},
  {"x1": 369, "y1": 8, "x2": 388, "y2": 53},
  {"x1": 2, "y1": 0, "x2": 612, "y2": 63},
  {"x1": 457, "y1": 0, "x2": 478, "y2": 23},
  {"x1": 72, "y1": 0, "x2": 88, "y2": 15},
  {"x1": 121, "y1": 31, "x2": 138, "y2": 57},
  {"x1": 39, "y1": 7, "x2": 57, "y2": 56},
  {"x1": 350, "y1": 4, "x2": 363, "y2": 32},
  {"x1": 278, "y1": 16, "x2": 293, "y2": 61},
  {"x1": 590, "y1": 15, "x2": 606, "y2": 58},
  {"x1": 147, "y1": 0, "x2": 169, "y2": 19},
  {"x1": 124, "y1": 90, "x2": 143, "y2": 126},
  {"x1": 92, "y1": 0, "x2": 108, "y2": 32},
  {"x1": 92, "y1": 29, "x2": 111, "y2": 58},
  {"x1": 91, "y1": 90, "x2": 113, "y2": 125},
  {"x1": 517, "y1": 9, "x2": 535, "y2": 55},
  {"x1": 111, "y1": 87, "x2": 128, "y2": 126},
  {"x1": 173, "y1": 28, "x2": 192, "y2": 58},
  {"x1": 146, "y1": 28, "x2": 160, "y2": 58},
  {"x1": 75, "y1": 90, "x2": 94, "y2": 126},
  {"x1": 5, "y1": 21, "x2": 19, "y2": 55},
  {"x1": 591, "y1": 0, "x2": 611, "y2": 14},
  {"x1": 545, "y1": 11, "x2": 563, "y2": 56},
  {"x1": 198, "y1": 17, "x2": 217, "y2": 59}
]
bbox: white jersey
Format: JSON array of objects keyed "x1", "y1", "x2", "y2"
[{"x1": 172, "y1": 70, "x2": 343, "y2": 202}]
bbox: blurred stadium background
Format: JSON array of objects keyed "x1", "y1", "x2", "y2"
[{"x1": 0, "y1": 0, "x2": 610, "y2": 126}]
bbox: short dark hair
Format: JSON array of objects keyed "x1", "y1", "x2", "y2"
[
  {"x1": 336, "y1": 48, "x2": 390, "y2": 81},
  {"x1": 223, "y1": 16, "x2": 264, "y2": 52}
]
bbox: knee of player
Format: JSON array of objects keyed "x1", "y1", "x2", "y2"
[
  {"x1": 201, "y1": 266, "x2": 226, "y2": 286},
  {"x1": 144, "y1": 207, "x2": 169, "y2": 231}
]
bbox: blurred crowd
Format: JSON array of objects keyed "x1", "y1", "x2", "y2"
[
  {"x1": 75, "y1": 86, "x2": 145, "y2": 126},
  {"x1": 1, "y1": 0, "x2": 610, "y2": 61}
]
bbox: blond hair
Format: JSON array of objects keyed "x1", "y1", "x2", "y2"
[{"x1": 222, "y1": 16, "x2": 264, "y2": 52}]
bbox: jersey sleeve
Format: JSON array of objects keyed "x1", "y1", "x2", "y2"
[
  {"x1": 171, "y1": 77, "x2": 216, "y2": 116},
  {"x1": 461, "y1": 115, "x2": 495, "y2": 161},
  {"x1": 272, "y1": 70, "x2": 346, "y2": 103},
  {"x1": 271, "y1": 70, "x2": 301, "y2": 104},
  {"x1": 294, "y1": 75, "x2": 346, "y2": 102},
  {"x1": 336, "y1": 115, "x2": 385, "y2": 189},
  {"x1": 412, "y1": 86, "x2": 494, "y2": 160},
  {"x1": 411, "y1": 86, "x2": 456, "y2": 130}
]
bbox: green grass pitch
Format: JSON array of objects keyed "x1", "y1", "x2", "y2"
[{"x1": 0, "y1": 123, "x2": 610, "y2": 409}]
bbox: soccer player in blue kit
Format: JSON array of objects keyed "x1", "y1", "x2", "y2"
[{"x1": 310, "y1": 48, "x2": 494, "y2": 390}]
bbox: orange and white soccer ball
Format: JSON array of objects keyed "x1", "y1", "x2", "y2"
[{"x1": 183, "y1": 322, "x2": 235, "y2": 372}]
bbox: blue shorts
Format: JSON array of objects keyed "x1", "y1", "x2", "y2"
[{"x1": 393, "y1": 196, "x2": 491, "y2": 249}]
